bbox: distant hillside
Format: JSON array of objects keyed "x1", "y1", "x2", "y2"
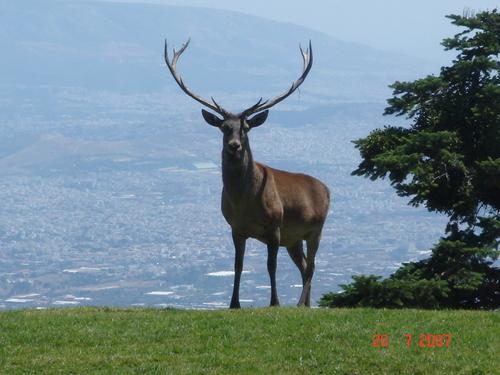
[{"x1": 0, "y1": 0, "x2": 431, "y2": 103}]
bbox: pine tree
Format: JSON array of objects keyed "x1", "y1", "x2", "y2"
[{"x1": 321, "y1": 9, "x2": 500, "y2": 309}]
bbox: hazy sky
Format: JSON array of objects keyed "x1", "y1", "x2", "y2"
[{"x1": 98, "y1": 0, "x2": 498, "y2": 64}]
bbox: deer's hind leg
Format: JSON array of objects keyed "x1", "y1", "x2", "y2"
[
  {"x1": 286, "y1": 241, "x2": 307, "y2": 305},
  {"x1": 298, "y1": 232, "x2": 321, "y2": 307}
]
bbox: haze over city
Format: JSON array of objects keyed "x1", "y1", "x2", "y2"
[{"x1": 1, "y1": 0, "x2": 487, "y2": 308}]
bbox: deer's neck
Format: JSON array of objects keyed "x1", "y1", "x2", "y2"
[{"x1": 222, "y1": 144, "x2": 258, "y2": 201}]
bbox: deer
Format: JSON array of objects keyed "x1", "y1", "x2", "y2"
[{"x1": 164, "y1": 39, "x2": 330, "y2": 308}]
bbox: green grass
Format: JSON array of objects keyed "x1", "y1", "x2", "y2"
[{"x1": 0, "y1": 307, "x2": 497, "y2": 374}]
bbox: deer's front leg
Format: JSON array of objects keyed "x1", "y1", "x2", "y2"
[
  {"x1": 230, "y1": 232, "x2": 246, "y2": 309},
  {"x1": 267, "y1": 228, "x2": 280, "y2": 307}
]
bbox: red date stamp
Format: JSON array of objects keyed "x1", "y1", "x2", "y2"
[
  {"x1": 372, "y1": 334, "x2": 390, "y2": 348},
  {"x1": 372, "y1": 333, "x2": 452, "y2": 348}
]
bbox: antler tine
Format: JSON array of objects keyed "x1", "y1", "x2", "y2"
[
  {"x1": 299, "y1": 40, "x2": 312, "y2": 71},
  {"x1": 240, "y1": 97, "x2": 269, "y2": 117},
  {"x1": 164, "y1": 39, "x2": 228, "y2": 116},
  {"x1": 241, "y1": 40, "x2": 313, "y2": 117},
  {"x1": 211, "y1": 97, "x2": 228, "y2": 114}
]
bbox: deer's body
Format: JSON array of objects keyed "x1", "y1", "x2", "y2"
[
  {"x1": 222, "y1": 160, "x2": 330, "y2": 248},
  {"x1": 164, "y1": 39, "x2": 330, "y2": 307}
]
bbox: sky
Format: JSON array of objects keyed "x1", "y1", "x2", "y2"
[{"x1": 97, "y1": 0, "x2": 499, "y2": 65}]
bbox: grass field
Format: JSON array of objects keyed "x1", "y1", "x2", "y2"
[{"x1": 0, "y1": 307, "x2": 497, "y2": 374}]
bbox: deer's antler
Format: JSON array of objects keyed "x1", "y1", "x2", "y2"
[
  {"x1": 164, "y1": 38, "x2": 229, "y2": 117},
  {"x1": 240, "y1": 41, "x2": 313, "y2": 117}
]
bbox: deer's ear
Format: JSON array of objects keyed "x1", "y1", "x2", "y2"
[
  {"x1": 202, "y1": 109, "x2": 224, "y2": 127},
  {"x1": 247, "y1": 110, "x2": 269, "y2": 128}
]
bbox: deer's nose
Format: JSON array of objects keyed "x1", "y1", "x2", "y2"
[{"x1": 228, "y1": 141, "x2": 241, "y2": 152}]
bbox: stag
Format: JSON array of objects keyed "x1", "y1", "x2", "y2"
[{"x1": 164, "y1": 39, "x2": 330, "y2": 308}]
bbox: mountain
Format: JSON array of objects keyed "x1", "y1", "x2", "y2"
[{"x1": 0, "y1": 0, "x2": 431, "y2": 104}]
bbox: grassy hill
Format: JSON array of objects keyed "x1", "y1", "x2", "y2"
[{"x1": 0, "y1": 307, "x2": 497, "y2": 374}]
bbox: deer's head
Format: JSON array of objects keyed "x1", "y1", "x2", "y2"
[{"x1": 164, "y1": 39, "x2": 313, "y2": 160}]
